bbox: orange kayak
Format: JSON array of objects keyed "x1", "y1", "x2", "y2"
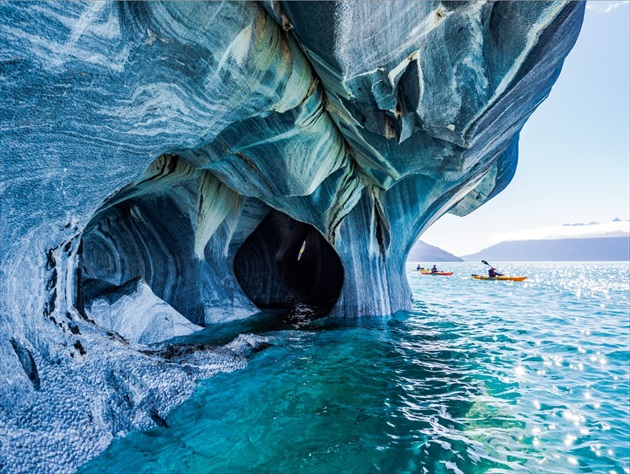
[
  {"x1": 420, "y1": 271, "x2": 453, "y2": 276},
  {"x1": 472, "y1": 275, "x2": 527, "y2": 282}
]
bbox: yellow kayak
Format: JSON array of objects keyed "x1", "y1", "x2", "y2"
[
  {"x1": 420, "y1": 270, "x2": 453, "y2": 276},
  {"x1": 472, "y1": 275, "x2": 527, "y2": 282}
]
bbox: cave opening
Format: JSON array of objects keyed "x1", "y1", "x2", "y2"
[
  {"x1": 79, "y1": 193, "x2": 209, "y2": 323},
  {"x1": 76, "y1": 154, "x2": 252, "y2": 331},
  {"x1": 75, "y1": 154, "x2": 344, "y2": 338},
  {"x1": 234, "y1": 210, "x2": 344, "y2": 318}
]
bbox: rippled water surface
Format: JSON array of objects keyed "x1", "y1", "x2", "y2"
[{"x1": 83, "y1": 263, "x2": 630, "y2": 473}]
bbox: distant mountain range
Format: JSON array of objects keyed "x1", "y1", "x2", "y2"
[
  {"x1": 462, "y1": 236, "x2": 630, "y2": 261},
  {"x1": 407, "y1": 240, "x2": 463, "y2": 262}
]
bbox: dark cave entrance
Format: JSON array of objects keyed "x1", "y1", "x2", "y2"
[
  {"x1": 77, "y1": 154, "x2": 344, "y2": 328},
  {"x1": 234, "y1": 210, "x2": 344, "y2": 317}
]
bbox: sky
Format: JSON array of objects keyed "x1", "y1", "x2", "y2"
[{"x1": 421, "y1": 1, "x2": 630, "y2": 256}]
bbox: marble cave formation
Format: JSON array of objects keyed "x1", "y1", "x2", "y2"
[{"x1": 0, "y1": 1, "x2": 584, "y2": 471}]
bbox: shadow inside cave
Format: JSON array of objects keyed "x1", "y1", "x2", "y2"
[
  {"x1": 234, "y1": 209, "x2": 344, "y2": 317},
  {"x1": 77, "y1": 155, "x2": 344, "y2": 338}
]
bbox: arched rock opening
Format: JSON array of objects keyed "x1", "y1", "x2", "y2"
[
  {"x1": 81, "y1": 195, "x2": 206, "y2": 322},
  {"x1": 78, "y1": 155, "x2": 263, "y2": 343},
  {"x1": 234, "y1": 210, "x2": 344, "y2": 316},
  {"x1": 78, "y1": 154, "x2": 343, "y2": 343}
]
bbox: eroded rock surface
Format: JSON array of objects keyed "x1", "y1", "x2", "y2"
[
  {"x1": 85, "y1": 277, "x2": 203, "y2": 345},
  {"x1": 0, "y1": 1, "x2": 584, "y2": 471}
]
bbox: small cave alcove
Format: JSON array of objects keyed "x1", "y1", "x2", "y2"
[
  {"x1": 79, "y1": 193, "x2": 207, "y2": 323},
  {"x1": 234, "y1": 210, "x2": 344, "y2": 317}
]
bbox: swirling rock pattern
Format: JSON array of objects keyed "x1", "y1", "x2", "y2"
[{"x1": 0, "y1": 1, "x2": 584, "y2": 471}]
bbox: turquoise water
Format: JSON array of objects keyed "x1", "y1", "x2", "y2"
[{"x1": 82, "y1": 263, "x2": 630, "y2": 473}]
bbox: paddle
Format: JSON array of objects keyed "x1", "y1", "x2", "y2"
[{"x1": 481, "y1": 259, "x2": 503, "y2": 276}]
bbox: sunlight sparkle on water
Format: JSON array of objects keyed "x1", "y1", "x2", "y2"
[{"x1": 81, "y1": 263, "x2": 630, "y2": 474}]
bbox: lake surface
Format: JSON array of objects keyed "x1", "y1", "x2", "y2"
[{"x1": 82, "y1": 262, "x2": 630, "y2": 473}]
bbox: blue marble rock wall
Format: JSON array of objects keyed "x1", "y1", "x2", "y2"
[{"x1": 0, "y1": 1, "x2": 584, "y2": 471}]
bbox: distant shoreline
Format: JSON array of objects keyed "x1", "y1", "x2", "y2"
[{"x1": 410, "y1": 236, "x2": 630, "y2": 262}]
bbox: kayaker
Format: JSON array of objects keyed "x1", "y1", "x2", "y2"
[
  {"x1": 416, "y1": 264, "x2": 422, "y2": 271},
  {"x1": 431, "y1": 265, "x2": 439, "y2": 274},
  {"x1": 488, "y1": 266, "x2": 503, "y2": 277}
]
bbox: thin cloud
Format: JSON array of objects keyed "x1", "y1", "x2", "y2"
[
  {"x1": 586, "y1": 1, "x2": 628, "y2": 13},
  {"x1": 491, "y1": 220, "x2": 630, "y2": 244}
]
